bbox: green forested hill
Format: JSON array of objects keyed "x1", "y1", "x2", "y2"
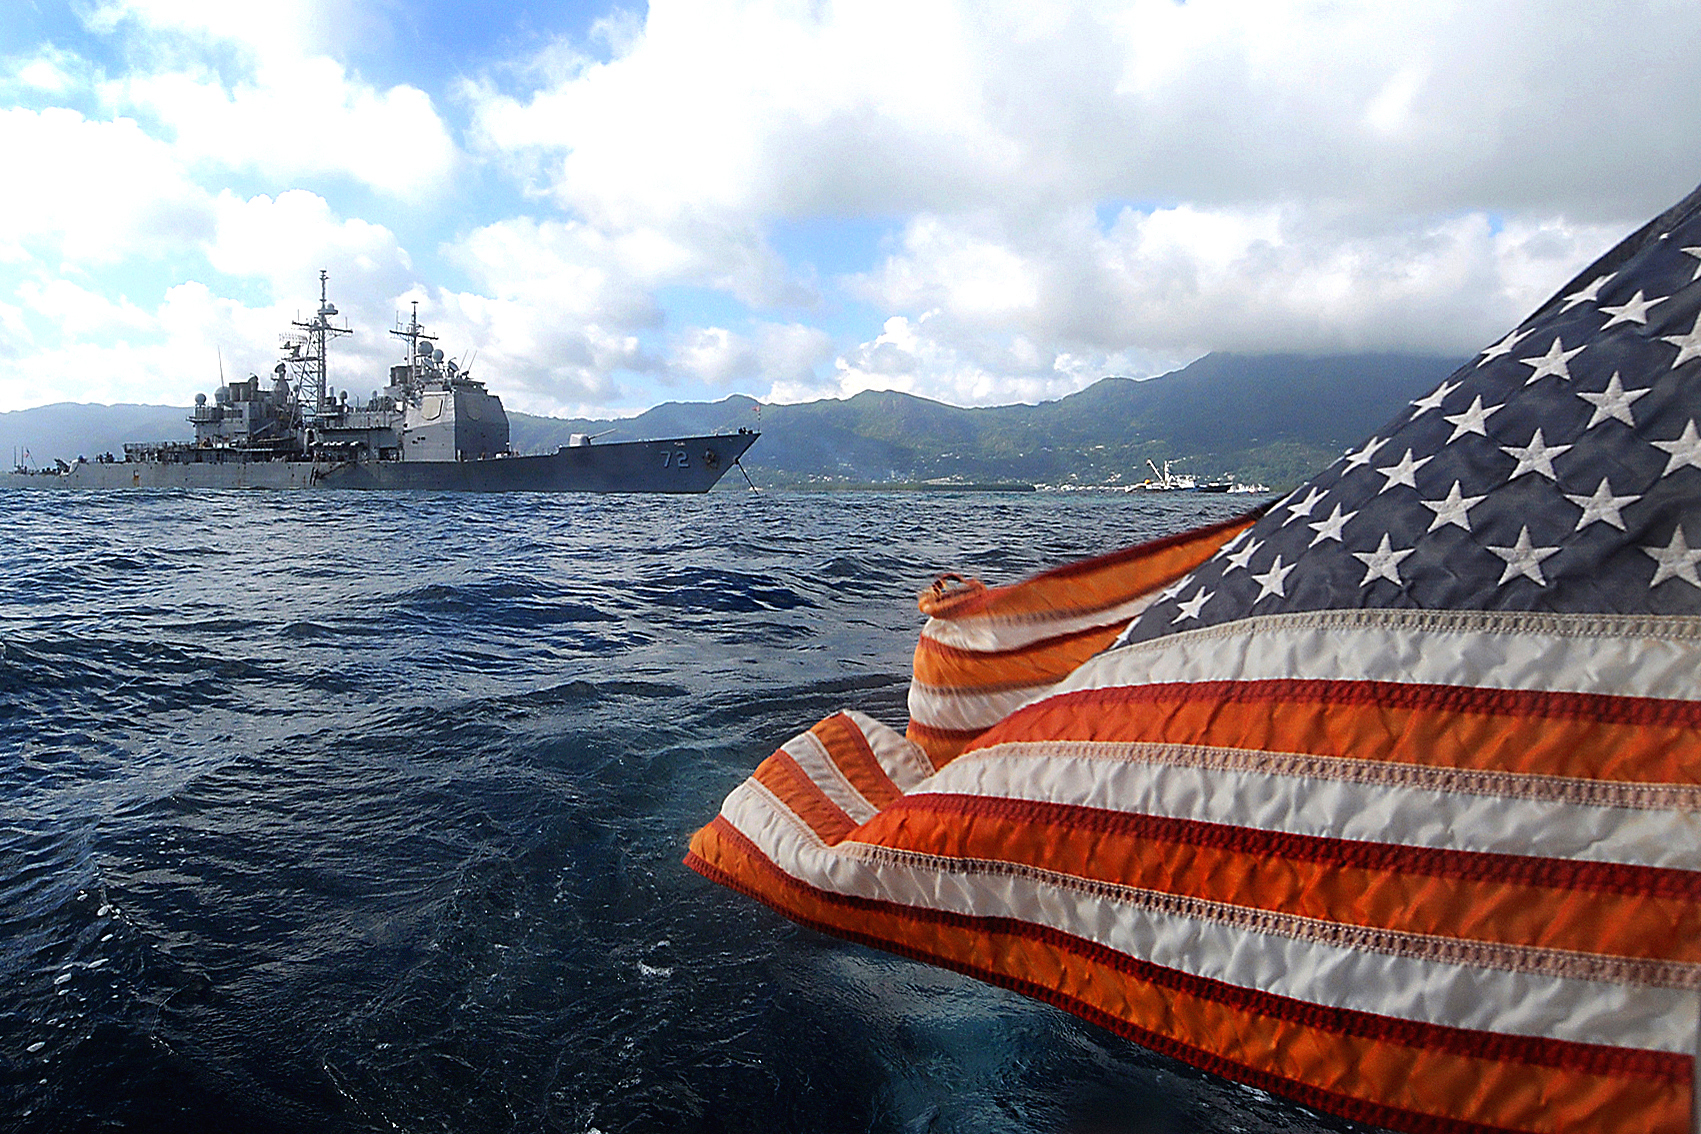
[{"x1": 510, "y1": 352, "x2": 1465, "y2": 489}]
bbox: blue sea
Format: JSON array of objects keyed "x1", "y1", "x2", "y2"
[{"x1": 0, "y1": 488, "x2": 1375, "y2": 1134}]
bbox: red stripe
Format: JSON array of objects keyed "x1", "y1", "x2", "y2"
[
  {"x1": 889, "y1": 793, "x2": 1701, "y2": 902},
  {"x1": 991, "y1": 679, "x2": 1701, "y2": 733},
  {"x1": 751, "y1": 750, "x2": 856, "y2": 843},
  {"x1": 973, "y1": 507, "x2": 1267, "y2": 588},
  {"x1": 692, "y1": 846, "x2": 1572, "y2": 1134},
  {"x1": 906, "y1": 720, "x2": 984, "y2": 743},
  {"x1": 686, "y1": 821, "x2": 1690, "y2": 1091},
  {"x1": 918, "y1": 620, "x2": 1128, "y2": 664}
]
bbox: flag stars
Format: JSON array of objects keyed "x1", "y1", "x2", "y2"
[
  {"x1": 1374, "y1": 448, "x2": 1433, "y2": 494},
  {"x1": 1442, "y1": 395, "x2": 1503, "y2": 443},
  {"x1": 1559, "y1": 273, "x2": 1614, "y2": 311},
  {"x1": 1420, "y1": 481, "x2": 1487, "y2": 533},
  {"x1": 1171, "y1": 588, "x2": 1212, "y2": 623},
  {"x1": 1661, "y1": 314, "x2": 1701, "y2": 369},
  {"x1": 1352, "y1": 534, "x2": 1416, "y2": 587},
  {"x1": 1223, "y1": 536, "x2": 1264, "y2": 573},
  {"x1": 1562, "y1": 478, "x2": 1639, "y2": 532},
  {"x1": 1478, "y1": 327, "x2": 1530, "y2": 366},
  {"x1": 1517, "y1": 337, "x2": 1586, "y2": 384},
  {"x1": 1410, "y1": 379, "x2": 1461, "y2": 416},
  {"x1": 1577, "y1": 371, "x2": 1648, "y2": 429},
  {"x1": 1250, "y1": 556, "x2": 1296, "y2": 601},
  {"x1": 1599, "y1": 289, "x2": 1661, "y2": 329},
  {"x1": 1682, "y1": 246, "x2": 1701, "y2": 283},
  {"x1": 1486, "y1": 526, "x2": 1562, "y2": 587},
  {"x1": 1342, "y1": 436, "x2": 1389, "y2": 473},
  {"x1": 1307, "y1": 503, "x2": 1357, "y2": 547},
  {"x1": 1155, "y1": 576, "x2": 1191, "y2": 602},
  {"x1": 1281, "y1": 486, "x2": 1327, "y2": 525},
  {"x1": 1500, "y1": 428, "x2": 1572, "y2": 482},
  {"x1": 1644, "y1": 526, "x2": 1701, "y2": 588},
  {"x1": 1652, "y1": 420, "x2": 1701, "y2": 476}
]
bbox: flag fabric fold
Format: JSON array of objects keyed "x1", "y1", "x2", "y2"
[{"x1": 688, "y1": 181, "x2": 1701, "y2": 1134}]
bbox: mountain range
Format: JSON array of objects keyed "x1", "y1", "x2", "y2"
[{"x1": 1, "y1": 353, "x2": 1464, "y2": 490}]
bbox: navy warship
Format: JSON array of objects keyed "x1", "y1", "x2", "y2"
[{"x1": 5, "y1": 274, "x2": 758, "y2": 493}]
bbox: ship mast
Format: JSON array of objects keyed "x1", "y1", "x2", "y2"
[
  {"x1": 283, "y1": 270, "x2": 352, "y2": 422},
  {"x1": 389, "y1": 301, "x2": 438, "y2": 401}
]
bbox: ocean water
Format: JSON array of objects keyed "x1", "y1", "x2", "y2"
[{"x1": 0, "y1": 488, "x2": 1373, "y2": 1134}]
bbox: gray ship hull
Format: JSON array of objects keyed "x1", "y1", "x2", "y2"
[{"x1": 5, "y1": 433, "x2": 758, "y2": 493}]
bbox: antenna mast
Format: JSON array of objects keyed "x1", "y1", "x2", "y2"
[
  {"x1": 282, "y1": 269, "x2": 352, "y2": 422},
  {"x1": 388, "y1": 300, "x2": 438, "y2": 401}
]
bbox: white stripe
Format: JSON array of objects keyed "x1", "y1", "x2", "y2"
[
  {"x1": 1076, "y1": 609, "x2": 1701, "y2": 702},
  {"x1": 841, "y1": 709, "x2": 936, "y2": 789},
  {"x1": 908, "y1": 680, "x2": 1055, "y2": 733},
  {"x1": 782, "y1": 732, "x2": 877, "y2": 824},
  {"x1": 923, "y1": 746, "x2": 1701, "y2": 870},
  {"x1": 721, "y1": 783, "x2": 1698, "y2": 1054},
  {"x1": 919, "y1": 591, "x2": 1157, "y2": 653}
]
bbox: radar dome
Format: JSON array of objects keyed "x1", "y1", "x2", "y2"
[
  {"x1": 195, "y1": 392, "x2": 207, "y2": 406},
  {"x1": 432, "y1": 348, "x2": 444, "y2": 363}
]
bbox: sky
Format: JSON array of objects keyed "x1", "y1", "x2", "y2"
[{"x1": 2, "y1": 1, "x2": 1699, "y2": 418}]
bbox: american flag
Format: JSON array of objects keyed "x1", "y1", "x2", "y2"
[{"x1": 689, "y1": 182, "x2": 1701, "y2": 1134}]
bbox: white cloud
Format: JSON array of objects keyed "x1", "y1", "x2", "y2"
[
  {"x1": 471, "y1": 1, "x2": 1701, "y2": 228},
  {"x1": 112, "y1": 61, "x2": 457, "y2": 199},
  {"x1": 797, "y1": 313, "x2": 1187, "y2": 408},
  {"x1": 0, "y1": 107, "x2": 215, "y2": 266},
  {"x1": 444, "y1": 0, "x2": 1698, "y2": 407},
  {"x1": 89, "y1": 0, "x2": 457, "y2": 199},
  {"x1": 673, "y1": 326, "x2": 757, "y2": 386},
  {"x1": 5, "y1": 0, "x2": 1700, "y2": 416},
  {"x1": 419, "y1": 287, "x2": 651, "y2": 415},
  {"x1": 17, "y1": 279, "x2": 155, "y2": 340},
  {"x1": 851, "y1": 202, "x2": 1624, "y2": 366},
  {"x1": 669, "y1": 320, "x2": 834, "y2": 390},
  {"x1": 206, "y1": 190, "x2": 412, "y2": 298}
]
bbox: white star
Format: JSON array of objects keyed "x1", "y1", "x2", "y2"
[
  {"x1": 1599, "y1": 289, "x2": 1661, "y2": 329},
  {"x1": 1478, "y1": 327, "x2": 1530, "y2": 366},
  {"x1": 1419, "y1": 481, "x2": 1487, "y2": 532},
  {"x1": 1500, "y1": 428, "x2": 1572, "y2": 482},
  {"x1": 1172, "y1": 588, "x2": 1212, "y2": 622},
  {"x1": 1374, "y1": 448, "x2": 1433, "y2": 494},
  {"x1": 1652, "y1": 420, "x2": 1701, "y2": 476},
  {"x1": 1660, "y1": 314, "x2": 1701, "y2": 368},
  {"x1": 1250, "y1": 555, "x2": 1296, "y2": 601},
  {"x1": 1281, "y1": 486, "x2": 1327, "y2": 525},
  {"x1": 1156, "y1": 576, "x2": 1191, "y2": 601},
  {"x1": 1486, "y1": 526, "x2": 1562, "y2": 587},
  {"x1": 1576, "y1": 371, "x2": 1649, "y2": 429},
  {"x1": 1682, "y1": 247, "x2": 1701, "y2": 282},
  {"x1": 1645, "y1": 526, "x2": 1701, "y2": 588},
  {"x1": 1306, "y1": 503, "x2": 1357, "y2": 547},
  {"x1": 1223, "y1": 536, "x2": 1264, "y2": 572},
  {"x1": 1517, "y1": 337, "x2": 1586, "y2": 384},
  {"x1": 1559, "y1": 272, "x2": 1614, "y2": 311},
  {"x1": 1342, "y1": 436, "x2": 1389, "y2": 473},
  {"x1": 1442, "y1": 395, "x2": 1503, "y2": 443},
  {"x1": 1410, "y1": 379, "x2": 1461, "y2": 416},
  {"x1": 1562, "y1": 478, "x2": 1639, "y2": 532},
  {"x1": 1351, "y1": 533, "x2": 1415, "y2": 587},
  {"x1": 1214, "y1": 527, "x2": 1253, "y2": 558}
]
